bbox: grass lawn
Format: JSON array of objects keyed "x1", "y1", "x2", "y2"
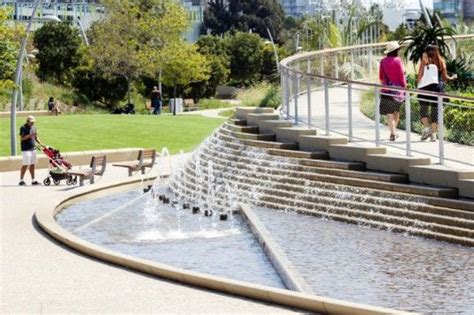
[{"x1": 0, "y1": 114, "x2": 225, "y2": 156}]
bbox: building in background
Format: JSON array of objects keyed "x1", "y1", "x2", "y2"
[
  {"x1": 433, "y1": 0, "x2": 468, "y2": 24},
  {"x1": 462, "y1": 0, "x2": 474, "y2": 21},
  {"x1": 0, "y1": 0, "x2": 205, "y2": 42}
]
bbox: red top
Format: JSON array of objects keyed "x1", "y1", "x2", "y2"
[{"x1": 379, "y1": 56, "x2": 407, "y2": 92}]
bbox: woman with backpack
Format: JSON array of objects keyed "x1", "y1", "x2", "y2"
[
  {"x1": 417, "y1": 45, "x2": 457, "y2": 142},
  {"x1": 379, "y1": 42, "x2": 407, "y2": 141}
]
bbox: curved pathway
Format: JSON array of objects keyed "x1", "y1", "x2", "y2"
[{"x1": 1, "y1": 156, "x2": 295, "y2": 313}]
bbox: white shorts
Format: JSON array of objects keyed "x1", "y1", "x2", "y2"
[{"x1": 22, "y1": 151, "x2": 37, "y2": 166}]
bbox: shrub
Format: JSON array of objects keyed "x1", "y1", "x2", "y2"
[{"x1": 237, "y1": 82, "x2": 281, "y2": 108}]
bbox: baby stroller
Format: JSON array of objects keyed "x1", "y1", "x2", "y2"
[{"x1": 40, "y1": 145, "x2": 78, "y2": 186}]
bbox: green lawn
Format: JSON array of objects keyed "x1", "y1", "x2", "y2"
[{"x1": 1, "y1": 114, "x2": 225, "y2": 156}]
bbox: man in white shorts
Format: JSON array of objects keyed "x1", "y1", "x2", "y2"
[{"x1": 19, "y1": 115, "x2": 43, "y2": 186}]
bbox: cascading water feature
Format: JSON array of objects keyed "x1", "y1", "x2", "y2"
[{"x1": 55, "y1": 125, "x2": 474, "y2": 313}]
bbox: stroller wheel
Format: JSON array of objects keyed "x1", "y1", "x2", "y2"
[
  {"x1": 66, "y1": 177, "x2": 74, "y2": 186},
  {"x1": 53, "y1": 179, "x2": 61, "y2": 186},
  {"x1": 43, "y1": 178, "x2": 51, "y2": 186}
]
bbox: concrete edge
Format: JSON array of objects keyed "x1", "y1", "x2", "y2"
[
  {"x1": 34, "y1": 178, "x2": 411, "y2": 315},
  {"x1": 239, "y1": 204, "x2": 313, "y2": 294}
]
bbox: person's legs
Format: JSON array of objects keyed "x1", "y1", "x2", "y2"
[
  {"x1": 20, "y1": 165, "x2": 28, "y2": 181},
  {"x1": 386, "y1": 113, "x2": 395, "y2": 135},
  {"x1": 29, "y1": 164, "x2": 35, "y2": 180}
]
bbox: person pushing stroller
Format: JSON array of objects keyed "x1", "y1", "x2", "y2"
[{"x1": 19, "y1": 115, "x2": 43, "y2": 186}]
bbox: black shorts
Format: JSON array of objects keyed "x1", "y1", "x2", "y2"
[
  {"x1": 380, "y1": 94, "x2": 402, "y2": 115},
  {"x1": 418, "y1": 83, "x2": 441, "y2": 123}
]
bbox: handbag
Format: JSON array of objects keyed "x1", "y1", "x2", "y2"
[
  {"x1": 381, "y1": 61, "x2": 405, "y2": 103},
  {"x1": 418, "y1": 64, "x2": 439, "y2": 89}
]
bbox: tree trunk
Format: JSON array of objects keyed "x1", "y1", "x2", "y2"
[{"x1": 173, "y1": 85, "x2": 177, "y2": 116}]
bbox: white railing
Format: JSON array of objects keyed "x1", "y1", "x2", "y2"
[{"x1": 280, "y1": 35, "x2": 474, "y2": 167}]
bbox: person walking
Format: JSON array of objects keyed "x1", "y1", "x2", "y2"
[
  {"x1": 417, "y1": 44, "x2": 457, "y2": 142},
  {"x1": 379, "y1": 42, "x2": 407, "y2": 141},
  {"x1": 19, "y1": 116, "x2": 43, "y2": 186},
  {"x1": 150, "y1": 86, "x2": 162, "y2": 115}
]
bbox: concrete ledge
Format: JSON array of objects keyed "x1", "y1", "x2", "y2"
[
  {"x1": 0, "y1": 110, "x2": 51, "y2": 118},
  {"x1": 268, "y1": 149, "x2": 328, "y2": 160},
  {"x1": 459, "y1": 179, "x2": 474, "y2": 199},
  {"x1": 274, "y1": 127, "x2": 317, "y2": 143},
  {"x1": 299, "y1": 135, "x2": 348, "y2": 152},
  {"x1": 328, "y1": 144, "x2": 386, "y2": 163},
  {"x1": 235, "y1": 107, "x2": 275, "y2": 120},
  {"x1": 257, "y1": 120, "x2": 293, "y2": 134},
  {"x1": 0, "y1": 148, "x2": 142, "y2": 172},
  {"x1": 366, "y1": 154, "x2": 431, "y2": 175},
  {"x1": 247, "y1": 114, "x2": 281, "y2": 126},
  {"x1": 34, "y1": 179, "x2": 406, "y2": 315},
  {"x1": 409, "y1": 165, "x2": 474, "y2": 189}
]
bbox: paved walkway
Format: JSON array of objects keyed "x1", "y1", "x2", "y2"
[
  {"x1": 292, "y1": 87, "x2": 473, "y2": 169},
  {"x1": 1, "y1": 157, "x2": 295, "y2": 313}
]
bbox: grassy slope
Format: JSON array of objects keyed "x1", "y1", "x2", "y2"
[{"x1": 1, "y1": 114, "x2": 225, "y2": 156}]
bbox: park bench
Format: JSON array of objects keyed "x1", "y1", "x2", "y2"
[
  {"x1": 184, "y1": 99, "x2": 198, "y2": 112},
  {"x1": 113, "y1": 149, "x2": 157, "y2": 176},
  {"x1": 68, "y1": 155, "x2": 107, "y2": 186}
]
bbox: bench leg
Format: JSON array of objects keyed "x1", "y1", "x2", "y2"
[
  {"x1": 141, "y1": 168, "x2": 145, "y2": 175},
  {"x1": 90, "y1": 175, "x2": 95, "y2": 185},
  {"x1": 79, "y1": 176, "x2": 84, "y2": 186},
  {"x1": 128, "y1": 169, "x2": 133, "y2": 177}
]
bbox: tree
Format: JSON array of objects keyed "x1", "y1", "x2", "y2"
[
  {"x1": 204, "y1": 0, "x2": 285, "y2": 43},
  {"x1": 88, "y1": 0, "x2": 188, "y2": 103},
  {"x1": 226, "y1": 32, "x2": 264, "y2": 86},
  {"x1": 160, "y1": 42, "x2": 210, "y2": 109},
  {"x1": 33, "y1": 22, "x2": 82, "y2": 83},
  {"x1": 0, "y1": 7, "x2": 23, "y2": 91}
]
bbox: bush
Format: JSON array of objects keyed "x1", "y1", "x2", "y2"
[
  {"x1": 197, "y1": 98, "x2": 234, "y2": 110},
  {"x1": 237, "y1": 82, "x2": 281, "y2": 108}
]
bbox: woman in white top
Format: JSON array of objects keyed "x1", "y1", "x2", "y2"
[{"x1": 416, "y1": 45, "x2": 456, "y2": 141}]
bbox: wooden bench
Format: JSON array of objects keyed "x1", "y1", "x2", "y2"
[
  {"x1": 68, "y1": 155, "x2": 107, "y2": 186},
  {"x1": 113, "y1": 149, "x2": 157, "y2": 176},
  {"x1": 184, "y1": 99, "x2": 198, "y2": 112}
]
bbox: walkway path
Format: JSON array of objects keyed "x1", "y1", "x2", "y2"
[
  {"x1": 1, "y1": 157, "x2": 295, "y2": 313},
  {"x1": 292, "y1": 87, "x2": 473, "y2": 169}
]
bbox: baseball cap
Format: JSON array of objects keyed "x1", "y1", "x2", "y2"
[{"x1": 26, "y1": 115, "x2": 36, "y2": 122}]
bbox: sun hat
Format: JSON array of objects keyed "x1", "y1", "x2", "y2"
[
  {"x1": 26, "y1": 115, "x2": 35, "y2": 122},
  {"x1": 384, "y1": 41, "x2": 401, "y2": 54}
]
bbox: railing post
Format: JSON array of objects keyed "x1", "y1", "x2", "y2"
[
  {"x1": 334, "y1": 53, "x2": 339, "y2": 79},
  {"x1": 405, "y1": 91, "x2": 412, "y2": 156},
  {"x1": 348, "y1": 83, "x2": 353, "y2": 141},
  {"x1": 294, "y1": 73, "x2": 299, "y2": 125},
  {"x1": 375, "y1": 88, "x2": 381, "y2": 147},
  {"x1": 438, "y1": 95, "x2": 444, "y2": 165},
  {"x1": 320, "y1": 55, "x2": 324, "y2": 76},
  {"x1": 324, "y1": 79, "x2": 330, "y2": 136},
  {"x1": 285, "y1": 69, "x2": 291, "y2": 119},
  {"x1": 350, "y1": 50, "x2": 355, "y2": 80},
  {"x1": 368, "y1": 49, "x2": 373, "y2": 79},
  {"x1": 307, "y1": 74, "x2": 312, "y2": 128}
]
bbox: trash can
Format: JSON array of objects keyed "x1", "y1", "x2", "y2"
[{"x1": 169, "y1": 98, "x2": 183, "y2": 114}]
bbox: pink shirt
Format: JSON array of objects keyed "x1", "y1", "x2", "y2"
[{"x1": 379, "y1": 56, "x2": 407, "y2": 91}]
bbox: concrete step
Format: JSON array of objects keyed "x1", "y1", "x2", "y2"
[
  {"x1": 274, "y1": 127, "x2": 317, "y2": 143},
  {"x1": 207, "y1": 140, "x2": 407, "y2": 183},
  {"x1": 328, "y1": 144, "x2": 386, "y2": 163},
  {"x1": 173, "y1": 171, "x2": 474, "y2": 245},
  {"x1": 459, "y1": 179, "x2": 474, "y2": 199},
  {"x1": 366, "y1": 153, "x2": 432, "y2": 175},
  {"x1": 247, "y1": 113, "x2": 281, "y2": 126},
  {"x1": 228, "y1": 118, "x2": 247, "y2": 126},
  {"x1": 198, "y1": 147, "x2": 458, "y2": 199},
  {"x1": 218, "y1": 128, "x2": 297, "y2": 150},
  {"x1": 267, "y1": 148, "x2": 328, "y2": 160},
  {"x1": 226, "y1": 130, "x2": 276, "y2": 141},
  {"x1": 257, "y1": 120, "x2": 294, "y2": 134},
  {"x1": 235, "y1": 107, "x2": 275, "y2": 120},
  {"x1": 225, "y1": 123, "x2": 259, "y2": 134},
  {"x1": 299, "y1": 135, "x2": 349, "y2": 151}
]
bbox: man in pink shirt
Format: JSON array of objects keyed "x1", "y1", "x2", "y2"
[{"x1": 379, "y1": 42, "x2": 407, "y2": 141}]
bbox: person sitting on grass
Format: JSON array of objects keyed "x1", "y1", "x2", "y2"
[
  {"x1": 19, "y1": 115, "x2": 43, "y2": 186},
  {"x1": 47, "y1": 97, "x2": 61, "y2": 116}
]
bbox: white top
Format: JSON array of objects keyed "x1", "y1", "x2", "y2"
[{"x1": 418, "y1": 64, "x2": 439, "y2": 89}]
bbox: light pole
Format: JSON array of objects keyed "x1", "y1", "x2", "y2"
[
  {"x1": 10, "y1": 0, "x2": 42, "y2": 156},
  {"x1": 265, "y1": 27, "x2": 280, "y2": 74}
]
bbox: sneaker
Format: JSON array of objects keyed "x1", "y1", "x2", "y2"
[
  {"x1": 19, "y1": 180, "x2": 26, "y2": 186},
  {"x1": 31, "y1": 180, "x2": 40, "y2": 186},
  {"x1": 389, "y1": 134, "x2": 396, "y2": 141},
  {"x1": 421, "y1": 128, "x2": 431, "y2": 141}
]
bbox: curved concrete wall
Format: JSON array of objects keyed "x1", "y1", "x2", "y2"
[{"x1": 35, "y1": 178, "x2": 408, "y2": 314}]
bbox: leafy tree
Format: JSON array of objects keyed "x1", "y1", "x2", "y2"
[
  {"x1": 402, "y1": 23, "x2": 456, "y2": 64},
  {"x1": 226, "y1": 32, "x2": 264, "y2": 86},
  {"x1": 0, "y1": 7, "x2": 23, "y2": 91},
  {"x1": 88, "y1": 0, "x2": 188, "y2": 103},
  {"x1": 160, "y1": 42, "x2": 210, "y2": 105},
  {"x1": 33, "y1": 22, "x2": 82, "y2": 83},
  {"x1": 204, "y1": 0, "x2": 285, "y2": 43}
]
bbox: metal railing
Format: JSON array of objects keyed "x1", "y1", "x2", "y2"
[{"x1": 280, "y1": 35, "x2": 474, "y2": 167}]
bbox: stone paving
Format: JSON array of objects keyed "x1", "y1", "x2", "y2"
[
  {"x1": 292, "y1": 87, "x2": 473, "y2": 169},
  {"x1": 1, "y1": 155, "x2": 296, "y2": 313}
]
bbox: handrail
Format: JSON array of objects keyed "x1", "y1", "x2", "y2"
[{"x1": 280, "y1": 34, "x2": 474, "y2": 102}]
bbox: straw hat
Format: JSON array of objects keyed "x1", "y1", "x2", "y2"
[{"x1": 384, "y1": 42, "x2": 401, "y2": 54}]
